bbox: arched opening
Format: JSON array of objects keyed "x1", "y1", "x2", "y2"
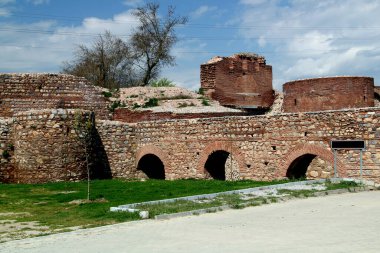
[
  {"x1": 137, "y1": 154, "x2": 165, "y2": 179},
  {"x1": 204, "y1": 150, "x2": 230, "y2": 180},
  {"x1": 286, "y1": 154, "x2": 317, "y2": 179}
]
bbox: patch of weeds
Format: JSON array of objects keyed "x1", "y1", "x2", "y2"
[
  {"x1": 143, "y1": 98, "x2": 159, "y2": 108},
  {"x1": 177, "y1": 102, "x2": 195, "y2": 108},
  {"x1": 2, "y1": 150, "x2": 10, "y2": 159},
  {"x1": 201, "y1": 98, "x2": 210, "y2": 106},
  {"x1": 102, "y1": 91, "x2": 112, "y2": 98},
  {"x1": 149, "y1": 78, "x2": 175, "y2": 87},
  {"x1": 325, "y1": 180, "x2": 359, "y2": 190},
  {"x1": 109, "y1": 100, "x2": 126, "y2": 112},
  {"x1": 132, "y1": 103, "x2": 141, "y2": 109},
  {"x1": 198, "y1": 88, "x2": 205, "y2": 95},
  {"x1": 159, "y1": 95, "x2": 192, "y2": 100}
]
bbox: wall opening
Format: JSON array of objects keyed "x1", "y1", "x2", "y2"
[
  {"x1": 204, "y1": 150, "x2": 230, "y2": 180},
  {"x1": 137, "y1": 154, "x2": 165, "y2": 179},
  {"x1": 286, "y1": 154, "x2": 317, "y2": 179}
]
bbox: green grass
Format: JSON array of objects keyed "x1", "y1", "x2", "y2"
[{"x1": 0, "y1": 179, "x2": 288, "y2": 229}]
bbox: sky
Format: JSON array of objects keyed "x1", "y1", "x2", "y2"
[{"x1": 1, "y1": 0, "x2": 380, "y2": 91}]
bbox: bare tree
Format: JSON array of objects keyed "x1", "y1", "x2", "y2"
[
  {"x1": 62, "y1": 3, "x2": 187, "y2": 87},
  {"x1": 62, "y1": 31, "x2": 133, "y2": 89},
  {"x1": 131, "y1": 3, "x2": 188, "y2": 86}
]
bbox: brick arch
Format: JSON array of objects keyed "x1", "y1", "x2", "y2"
[
  {"x1": 135, "y1": 145, "x2": 170, "y2": 171},
  {"x1": 280, "y1": 143, "x2": 348, "y2": 178},
  {"x1": 197, "y1": 141, "x2": 246, "y2": 175}
]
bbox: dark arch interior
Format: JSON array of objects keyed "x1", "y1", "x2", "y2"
[
  {"x1": 137, "y1": 154, "x2": 165, "y2": 179},
  {"x1": 286, "y1": 154, "x2": 317, "y2": 179},
  {"x1": 204, "y1": 150, "x2": 230, "y2": 180}
]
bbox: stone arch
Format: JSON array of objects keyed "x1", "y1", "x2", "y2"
[
  {"x1": 280, "y1": 143, "x2": 347, "y2": 178},
  {"x1": 198, "y1": 141, "x2": 246, "y2": 180},
  {"x1": 135, "y1": 145, "x2": 169, "y2": 179}
]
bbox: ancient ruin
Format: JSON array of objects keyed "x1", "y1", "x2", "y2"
[{"x1": 1, "y1": 54, "x2": 380, "y2": 184}]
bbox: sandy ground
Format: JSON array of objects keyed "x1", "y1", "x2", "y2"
[{"x1": 2, "y1": 191, "x2": 380, "y2": 253}]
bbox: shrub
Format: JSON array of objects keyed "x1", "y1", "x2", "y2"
[
  {"x1": 2, "y1": 150, "x2": 10, "y2": 159},
  {"x1": 202, "y1": 98, "x2": 210, "y2": 106},
  {"x1": 143, "y1": 98, "x2": 159, "y2": 108},
  {"x1": 149, "y1": 78, "x2": 175, "y2": 87},
  {"x1": 102, "y1": 91, "x2": 112, "y2": 98},
  {"x1": 198, "y1": 88, "x2": 204, "y2": 95}
]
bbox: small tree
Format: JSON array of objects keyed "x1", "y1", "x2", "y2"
[{"x1": 73, "y1": 111, "x2": 95, "y2": 201}]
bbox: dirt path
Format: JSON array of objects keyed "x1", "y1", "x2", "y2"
[{"x1": 2, "y1": 191, "x2": 380, "y2": 253}]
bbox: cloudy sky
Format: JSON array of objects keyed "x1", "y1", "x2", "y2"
[{"x1": 1, "y1": 0, "x2": 380, "y2": 91}]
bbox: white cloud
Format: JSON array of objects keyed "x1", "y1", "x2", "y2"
[
  {"x1": 191, "y1": 5, "x2": 217, "y2": 18},
  {"x1": 0, "y1": 11, "x2": 139, "y2": 73},
  {"x1": 0, "y1": 7, "x2": 10, "y2": 16},
  {"x1": 238, "y1": 0, "x2": 380, "y2": 90},
  {"x1": 123, "y1": 0, "x2": 143, "y2": 7},
  {"x1": 27, "y1": 0, "x2": 50, "y2": 5},
  {"x1": 239, "y1": 0, "x2": 267, "y2": 6}
]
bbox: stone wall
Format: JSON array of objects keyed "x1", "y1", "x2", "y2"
[
  {"x1": 283, "y1": 77, "x2": 374, "y2": 113},
  {"x1": 0, "y1": 74, "x2": 110, "y2": 119},
  {"x1": 200, "y1": 54, "x2": 274, "y2": 109},
  {"x1": 108, "y1": 108, "x2": 380, "y2": 183},
  {"x1": 0, "y1": 118, "x2": 14, "y2": 182},
  {"x1": 11, "y1": 109, "x2": 91, "y2": 183}
]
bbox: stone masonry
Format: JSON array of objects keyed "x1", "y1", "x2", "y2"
[{"x1": 1, "y1": 69, "x2": 380, "y2": 183}]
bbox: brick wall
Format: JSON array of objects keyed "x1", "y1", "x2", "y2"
[
  {"x1": 113, "y1": 108, "x2": 247, "y2": 123},
  {"x1": 283, "y1": 77, "x2": 374, "y2": 113},
  {"x1": 0, "y1": 74, "x2": 110, "y2": 119},
  {"x1": 200, "y1": 54, "x2": 274, "y2": 109}
]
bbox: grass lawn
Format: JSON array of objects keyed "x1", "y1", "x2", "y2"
[{"x1": 0, "y1": 179, "x2": 289, "y2": 229}]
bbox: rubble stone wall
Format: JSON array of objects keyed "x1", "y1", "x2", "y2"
[
  {"x1": 11, "y1": 109, "x2": 90, "y2": 184},
  {"x1": 0, "y1": 74, "x2": 110, "y2": 119},
  {"x1": 121, "y1": 108, "x2": 380, "y2": 183},
  {"x1": 0, "y1": 118, "x2": 14, "y2": 182},
  {"x1": 283, "y1": 77, "x2": 374, "y2": 113}
]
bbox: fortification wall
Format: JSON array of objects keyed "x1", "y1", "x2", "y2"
[
  {"x1": 11, "y1": 109, "x2": 90, "y2": 183},
  {"x1": 201, "y1": 55, "x2": 274, "y2": 108},
  {"x1": 0, "y1": 74, "x2": 110, "y2": 119},
  {"x1": 114, "y1": 108, "x2": 380, "y2": 182},
  {"x1": 283, "y1": 77, "x2": 374, "y2": 113}
]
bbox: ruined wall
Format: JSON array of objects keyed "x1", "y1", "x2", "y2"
[
  {"x1": 113, "y1": 108, "x2": 247, "y2": 123},
  {"x1": 0, "y1": 74, "x2": 110, "y2": 119},
  {"x1": 0, "y1": 118, "x2": 14, "y2": 182},
  {"x1": 283, "y1": 77, "x2": 374, "y2": 113},
  {"x1": 201, "y1": 54, "x2": 274, "y2": 109},
  {"x1": 11, "y1": 109, "x2": 90, "y2": 184},
  {"x1": 106, "y1": 108, "x2": 380, "y2": 183}
]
